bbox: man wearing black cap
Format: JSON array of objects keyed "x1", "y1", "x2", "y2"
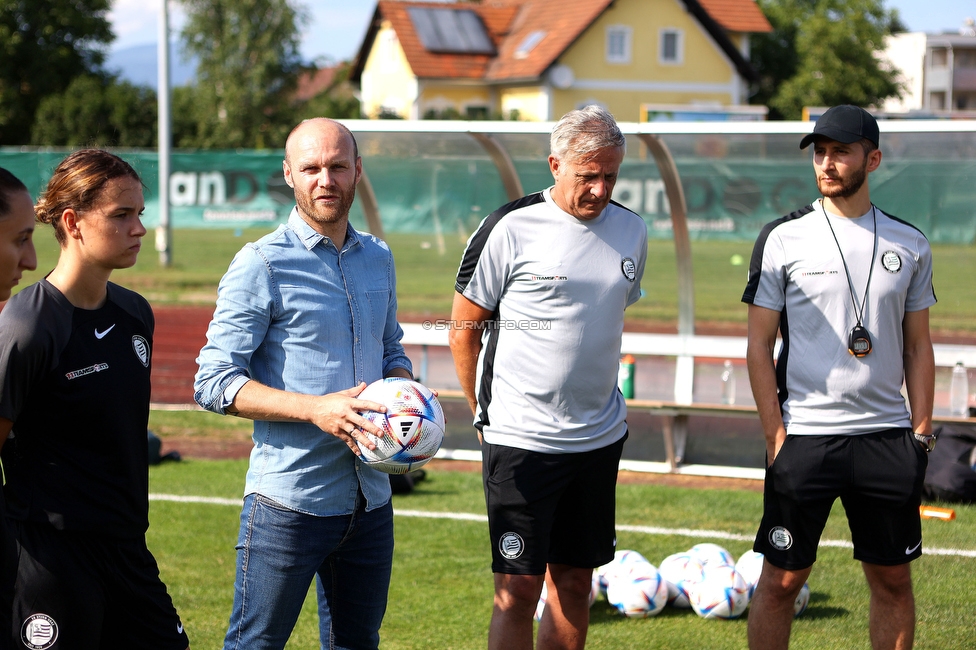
[{"x1": 742, "y1": 105, "x2": 936, "y2": 649}]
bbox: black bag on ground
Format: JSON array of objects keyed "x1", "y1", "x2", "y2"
[
  {"x1": 148, "y1": 430, "x2": 182, "y2": 465},
  {"x1": 923, "y1": 424, "x2": 976, "y2": 504},
  {"x1": 389, "y1": 469, "x2": 427, "y2": 495}
]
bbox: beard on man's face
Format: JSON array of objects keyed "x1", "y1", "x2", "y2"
[
  {"x1": 817, "y1": 158, "x2": 868, "y2": 199},
  {"x1": 294, "y1": 182, "x2": 356, "y2": 225}
]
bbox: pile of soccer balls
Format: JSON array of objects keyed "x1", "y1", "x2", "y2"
[{"x1": 535, "y1": 544, "x2": 810, "y2": 621}]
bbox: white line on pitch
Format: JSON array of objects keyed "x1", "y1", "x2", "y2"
[
  {"x1": 616, "y1": 524, "x2": 751, "y2": 542},
  {"x1": 149, "y1": 495, "x2": 976, "y2": 558},
  {"x1": 394, "y1": 508, "x2": 487, "y2": 522}
]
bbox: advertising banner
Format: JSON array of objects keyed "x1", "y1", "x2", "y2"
[{"x1": 2, "y1": 146, "x2": 973, "y2": 244}]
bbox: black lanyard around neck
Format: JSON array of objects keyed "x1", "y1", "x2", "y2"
[{"x1": 821, "y1": 200, "x2": 878, "y2": 329}]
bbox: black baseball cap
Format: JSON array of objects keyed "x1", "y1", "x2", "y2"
[{"x1": 799, "y1": 105, "x2": 879, "y2": 149}]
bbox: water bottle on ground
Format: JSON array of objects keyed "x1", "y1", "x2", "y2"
[
  {"x1": 721, "y1": 360, "x2": 736, "y2": 405},
  {"x1": 950, "y1": 361, "x2": 969, "y2": 417},
  {"x1": 618, "y1": 354, "x2": 635, "y2": 399}
]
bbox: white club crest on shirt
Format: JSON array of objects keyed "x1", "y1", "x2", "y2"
[
  {"x1": 881, "y1": 250, "x2": 902, "y2": 273},
  {"x1": 621, "y1": 257, "x2": 637, "y2": 282},
  {"x1": 21, "y1": 613, "x2": 58, "y2": 649},
  {"x1": 132, "y1": 335, "x2": 150, "y2": 367}
]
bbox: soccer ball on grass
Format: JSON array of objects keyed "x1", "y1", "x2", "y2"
[
  {"x1": 688, "y1": 564, "x2": 750, "y2": 620},
  {"x1": 605, "y1": 560, "x2": 669, "y2": 618}
]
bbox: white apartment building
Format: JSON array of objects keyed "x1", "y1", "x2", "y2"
[{"x1": 882, "y1": 19, "x2": 976, "y2": 116}]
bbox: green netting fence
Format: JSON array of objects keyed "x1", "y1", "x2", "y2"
[{"x1": 3, "y1": 130, "x2": 974, "y2": 244}]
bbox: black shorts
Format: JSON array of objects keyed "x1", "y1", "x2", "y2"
[
  {"x1": 755, "y1": 428, "x2": 927, "y2": 570},
  {"x1": 483, "y1": 432, "x2": 627, "y2": 575},
  {"x1": 8, "y1": 521, "x2": 189, "y2": 650}
]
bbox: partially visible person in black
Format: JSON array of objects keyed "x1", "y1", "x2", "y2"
[
  {"x1": 0, "y1": 152, "x2": 189, "y2": 649},
  {"x1": 0, "y1": 169, "x2": 36, "y2": 303},
  {"x1": 0, "y1": 167, "x2": 38, "y2": 650}
]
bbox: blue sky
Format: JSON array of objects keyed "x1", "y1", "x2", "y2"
[{"x1": 109, "y1": 0, "x2": 976, "y2": 63}]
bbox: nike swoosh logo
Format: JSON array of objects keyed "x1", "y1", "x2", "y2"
[
  {"x1": 905, "y1": 541, "x2": 922, "y2": 554},
  {"x1": 94, "y1": 324, "x2": 116, "y2": 339}
]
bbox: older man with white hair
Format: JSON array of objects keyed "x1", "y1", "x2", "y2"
[{"x1": 450, "y1": 105, "x2": 648, "y2": 650}]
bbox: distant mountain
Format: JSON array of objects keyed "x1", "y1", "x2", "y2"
[{"x1": 106, "y1": 42, "x2": 197, "y2": 89}]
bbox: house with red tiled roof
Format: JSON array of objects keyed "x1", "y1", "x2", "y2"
[
  {"x1": 350, "y1": 0, "x2": 771, "y2": 121},
  {"x1": 295, "y1": 66, "x2": 340, "y2": 103}
]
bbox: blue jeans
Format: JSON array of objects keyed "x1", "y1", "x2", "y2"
[{"x1": 222, "y1": 492, "x2": 394, "y2": 650}]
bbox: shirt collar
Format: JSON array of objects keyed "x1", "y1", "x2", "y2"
[{"x1": 287, "y1": 207, "x2": 361, "y2": 252}]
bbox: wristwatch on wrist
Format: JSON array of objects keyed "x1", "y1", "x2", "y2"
[{"x1": 914, "y1": 432, "x2": 937, "y2": 453}]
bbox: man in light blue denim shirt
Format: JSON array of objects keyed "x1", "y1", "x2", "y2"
[{"x1": 194, "y1": 118, "x2": 413, "y2": 650}]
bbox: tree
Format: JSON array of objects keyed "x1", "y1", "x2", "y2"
[
  {"x1": 751, "y1": 0, "x2": 906, "y2": 120},
  {"x1": 172, "y1": 85, "x2": 206, "y2": 148},
  {"x1": 178, "y1": 0, "x2": 307, "y2": 148},
  {"x1": 31, "y1": 75, "x2": 158, "y2": 147},
  {"x1": 0, "y1": 0, "x2": 113, "y2": 144}
]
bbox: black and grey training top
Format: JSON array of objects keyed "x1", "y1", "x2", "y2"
[{"x1": 742, "y1": 201, "x2": 936, "y2": 435}]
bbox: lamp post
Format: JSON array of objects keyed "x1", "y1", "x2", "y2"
[{"x1": 157, "y1": 0, "x2": 172, "y2": 267}]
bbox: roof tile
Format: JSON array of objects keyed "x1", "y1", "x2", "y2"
[
  {"x1": 294, "y1": 66, "x2": 339, "y2": 101},
  {"x1": 695, "y1": 0, "x2": 771, "y2": 33},
  {"x1": 486, "y1": 0, "x2": 614, "y2": 81}
]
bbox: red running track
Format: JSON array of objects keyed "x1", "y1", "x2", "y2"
[{"x1": 151, "y1": 306, "x2": 215, "y2": 405}]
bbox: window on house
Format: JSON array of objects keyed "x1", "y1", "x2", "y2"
[
  {"x1": 660, "y1": 29, "x2": 683, "y2": 65},
  {"x1": 956, "y1": 50, "x2": 976, "y2": 68},
  {"x1": 606, "y1": 25, "x2": 632, "y2": 64},
  {"x1": 930, "y1": 48, "x2": 948, "y2": 67},
  {"x1": 957, "y1": 93, "x2": 976, "y2": 109},
  {"x1": 515, "y1": 31, "x2": 546, "y2": 59}
]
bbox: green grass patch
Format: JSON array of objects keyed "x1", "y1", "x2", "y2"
[
  {"x1": 149, "y1": 409, "x2": 253, "y2": 441},
  {"x1": 22, "y1": 227, "x2": 274, "y2": 305},
  {"x1": 148, "y1": 461, "x2": 976, "y2": 650},
  {"x1": 21, "y1": 228, "x2": 976, "y2": 334}
]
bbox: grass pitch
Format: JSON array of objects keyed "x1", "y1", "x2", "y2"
[
  {"x1": 19, "y1": 228, "x2": 976, "y2": 335},
  {"x1": 149, "y1": 460, "x2": 976, "y2": 649}
]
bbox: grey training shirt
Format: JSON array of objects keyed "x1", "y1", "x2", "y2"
[
  {"x1": 456, "y1": 188, "x2": 647, "y2": 453},
  {"x1": 742, "y1": 201, "x2": 936, "y2": 435}
]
